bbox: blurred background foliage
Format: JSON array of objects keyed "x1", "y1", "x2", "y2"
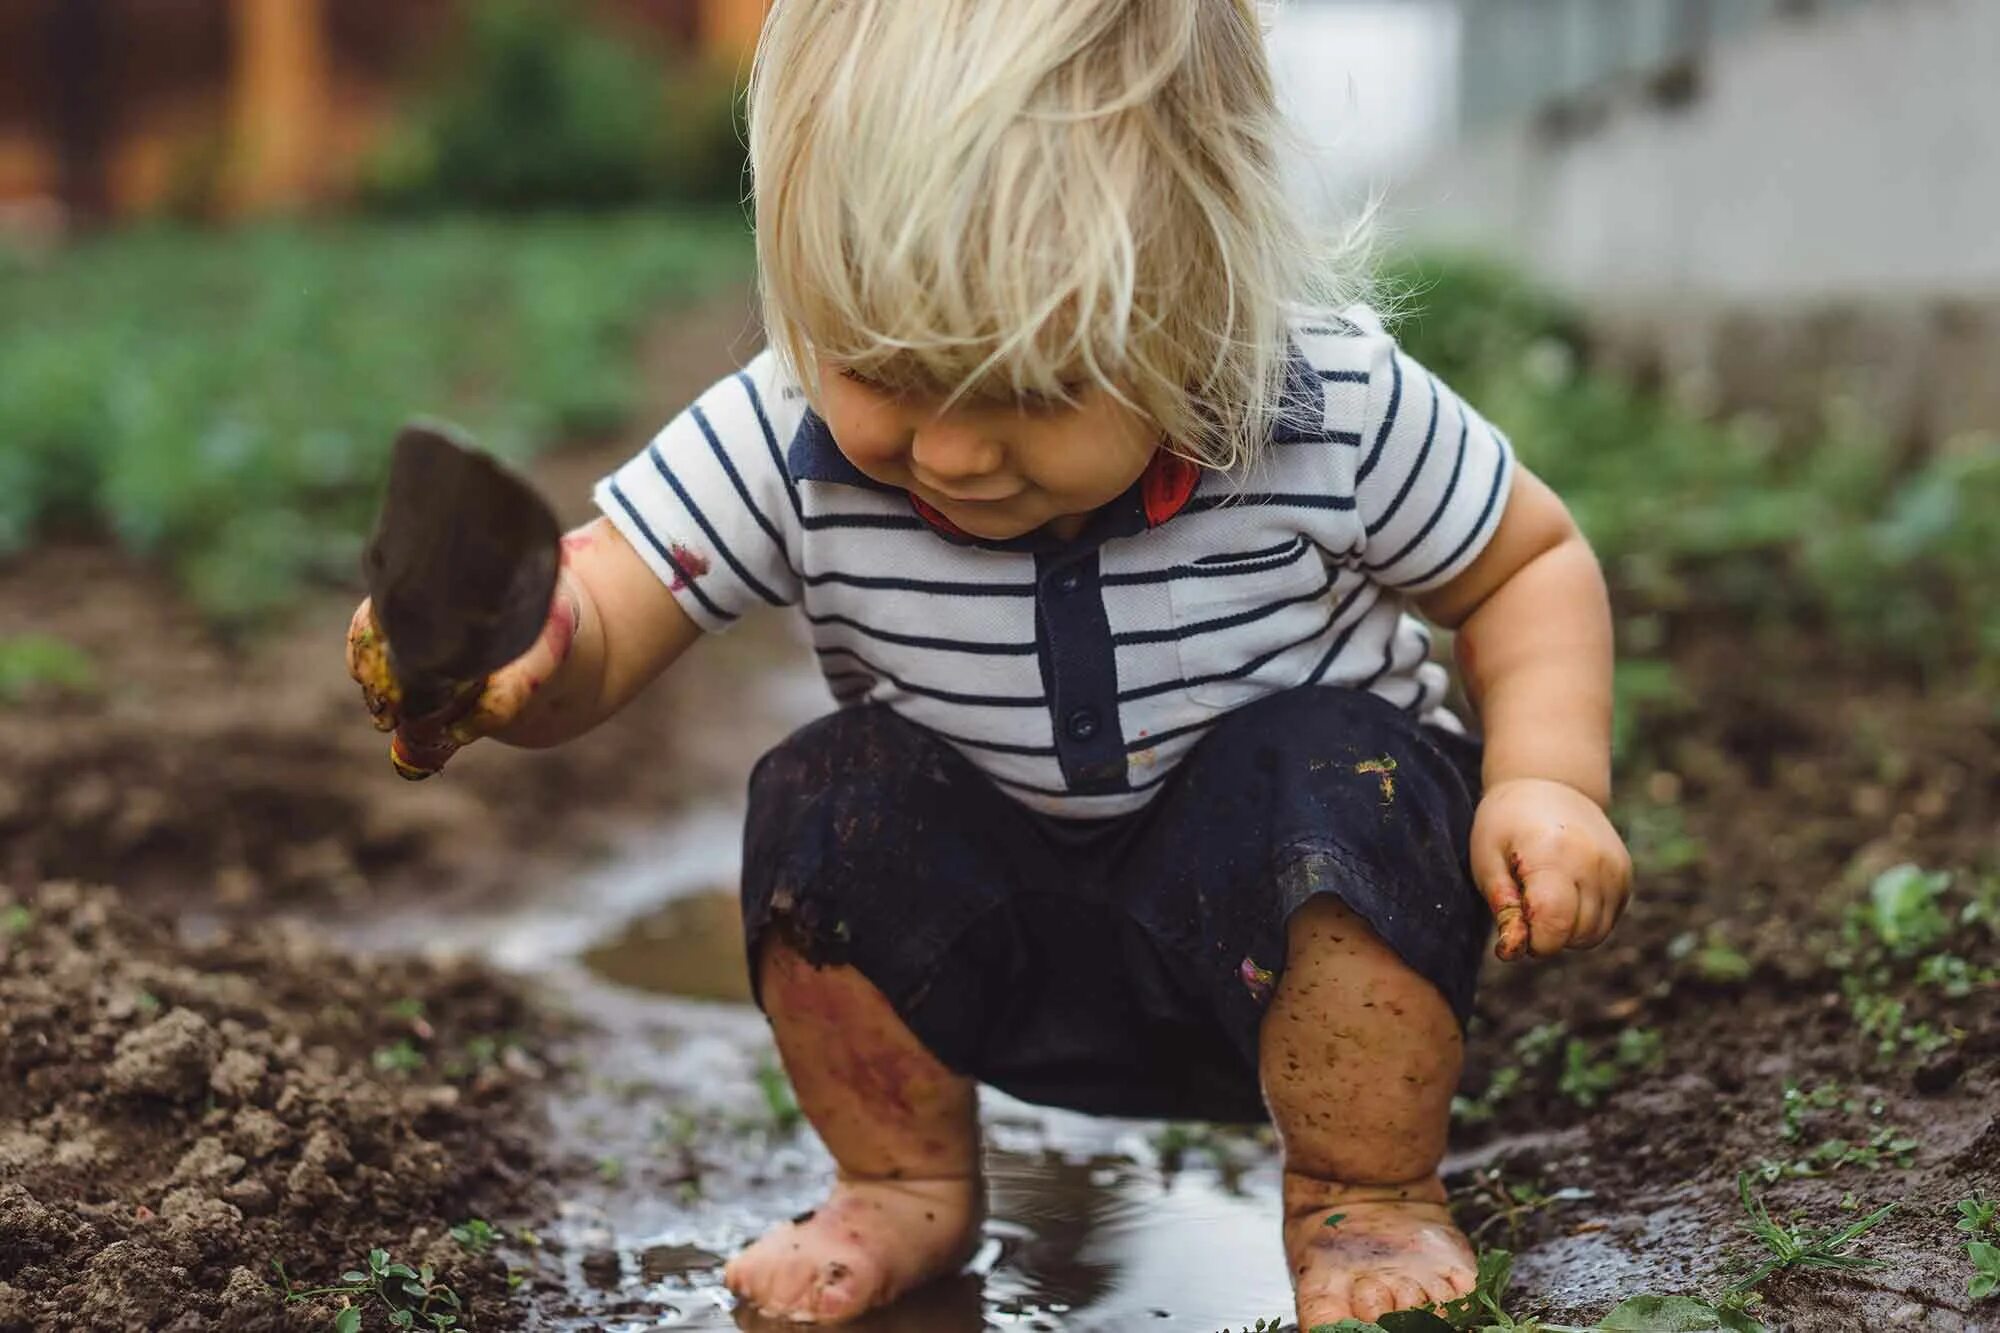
[
  {"x1": 360, "y1": 0, "x2": 747, "y2": 214},
  {"x1": 1385, "y1": 254, "x2": 1999, "y2": 721},
  {"x1": 0, "y1": 215, "x2": 750, "y2": 622}
]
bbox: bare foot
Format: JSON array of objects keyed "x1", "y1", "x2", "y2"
[
  {"x1": 723, "y1": 1177, "x2": 983, "y2": 1323},
  {"x1": 1284, "y1": 1175, "x2": 1478, "y2": 1329}
]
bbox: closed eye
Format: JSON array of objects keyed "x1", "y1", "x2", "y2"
[{"x1": 1014, "y1": 382, "x2": 1090, "y2": 415}]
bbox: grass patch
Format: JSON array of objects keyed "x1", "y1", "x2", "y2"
[{"x1": 0, "y1": 214, "x2": 750, "y2": 622}]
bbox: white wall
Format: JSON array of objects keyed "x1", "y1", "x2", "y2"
[
  {"x1": 1269, "y1": 1, "x2": 1460, "y2": 216},
  {"x1": 1394, "y1": 0, "x2": 2000, "y2": 304}
]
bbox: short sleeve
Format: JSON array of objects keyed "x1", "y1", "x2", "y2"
[
  {"x1": 1352, "y1": 340, "x2": 1516, "y2": 593},
  {"x1": 593, "y1": 350, "x2": 804, "y2": 631}
]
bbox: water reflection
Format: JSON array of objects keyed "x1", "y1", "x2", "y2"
[{"x1": 564, "y1": 890, "x2": 1296, "y2": 1332}]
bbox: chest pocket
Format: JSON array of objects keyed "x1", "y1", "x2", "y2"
[{"x1": 1167, "y1": 535, "x2": 1328, "y2": 709}]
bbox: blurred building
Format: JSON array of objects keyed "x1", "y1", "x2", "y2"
[
  {"x1": 1399, "y1": 0, "x2": 2000, "y2": 442},
  {"x1": 0, "y1": 0, "x2": 766, "y2": 223}
]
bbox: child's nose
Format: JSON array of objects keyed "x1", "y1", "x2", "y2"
[{"x1": 909, "y1": 419, "x2": 1003, "y2": 482}]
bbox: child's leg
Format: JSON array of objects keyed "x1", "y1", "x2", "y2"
[
  {"x1": 1263, "y1": 897, "x2": 1478, "y2": 1327},
  {"x1": 722, "y1": 934, "x2": 983, "y2": 1324}
]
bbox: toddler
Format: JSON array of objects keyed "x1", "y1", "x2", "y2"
[{"x1": 348, "y1": 1, "x2": 1633, "y2": 1325}]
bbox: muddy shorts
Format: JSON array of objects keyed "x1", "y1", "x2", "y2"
[{"x1": 740, "y1": 688, "x2": 1488, "y2": 1124}]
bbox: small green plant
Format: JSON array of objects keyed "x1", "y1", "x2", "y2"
[
  {"x1": 1960, "y1": 1195, "x2": 2000, "y2": 1302},
  {"x1": 448, "y1": 1219, "x2": 500, "y2": 1255},
  {"x1": 1454, "y1": 1023, "x2": 1661, "y2": 1122},
  {"x1": 372, "y1": 1040, "x2": 426, "y2": 1075},
  {"x1": 1756, "y1": 1080, "x2": 1918, "y2": 1180},
  {"x1": 0, "y1": 635, "x2": 96, "y2": 704},
  {"x1": 1, "y1": 905, "x2": 32, "y2": 936},
  {"x1": 1830, "y1": 863, "x2": 1989, "y2": 1062},
  {"x1": 1457, "y1": 1169, "x2": 1594, "y2": 1245},
  {"x1": 1862, "y1": 865, "x2": 1955, "y2": 957},
  {"x1": 755, "y1": 1057, "x2": 803, "y2": 1135},
  {"x1": 1968, "y1": 1242, "x2": 2000, "y2": 1303},
  {"x1": 1667, "y1": 929, "x2": 1752, "y2": 983},
  {"x1": 1776, "y1": 1081, "x2": 1846, "y2": 1143},
  {"x1": 1728, "y1": 1174, "x2": 1895, "y2": 1293},
  {"x1": 1958, "y1": 1194, "x2": 1999, "y2": 1237},
  {"x1": 595, "y1": 1155, "x2": 624, "y2": 1184},
  {"x1": 274, "y1": 1248, "x2": 465, "y2": 1330}
]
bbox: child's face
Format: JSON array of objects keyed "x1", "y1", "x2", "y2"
[{"x1": 818, "y1": 359, "x2": 1161, "y2": 541}]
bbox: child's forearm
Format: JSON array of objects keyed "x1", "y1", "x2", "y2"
[
  {"x1": 488, "y1": 573, "x2": 611, "y2": 749},
  {"x1": 1452, "y1": 534, "x2": 1614, "y2": 806},
  {"x1": 493, "y1": 518, "x2": 705, "y2": 749}
]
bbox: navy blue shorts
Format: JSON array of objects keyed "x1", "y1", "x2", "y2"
[{"x1": 740, "y1": 688, "x2": 1488, "y2": 1124}]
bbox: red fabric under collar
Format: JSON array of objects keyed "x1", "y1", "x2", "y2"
[{"x1": 909, "y1": 450, "x2": 1199, "y2": 541}]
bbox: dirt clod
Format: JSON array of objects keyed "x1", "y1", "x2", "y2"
[
  {"x1": 106, "y1": 1007, "x2": 221, "y2": 1102},
  {"x1": 0, "y1": 882, "x2": 553, "y2": 1330}
]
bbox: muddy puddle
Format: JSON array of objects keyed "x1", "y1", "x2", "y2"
[{"x1": 352, "y1": 796, "x2": 1305, "y2": 1331}]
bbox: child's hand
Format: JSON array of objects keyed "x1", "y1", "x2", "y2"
[
  {"x1": 1470, "y1": 778, "x2": 1633, "y2": 960},
  {"x1": 344, "y1": 577, "x2": 581, "y2": 780}
]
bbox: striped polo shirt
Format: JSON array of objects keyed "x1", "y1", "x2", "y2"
[{"x1": 595, "y1": 306, "x2": 1515, "y2": 818}]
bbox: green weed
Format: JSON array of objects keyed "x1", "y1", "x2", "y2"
[
  {"x1": 1830, "y1": 863, "x2": 1992, "y2": 1061},
  {"x1": 0, "y1": 635, "x2": 96, "y2": 705},
  {"x1": 1968, "y1": 1243, "x2": 2000, "y2": 1303},
  {"x1": 1960, "y1": 1195, "x2": 2000, "y2": 1302},
  {"x1": 274, "y1": 1248, "x2": 465, "y2": 1330},
  {"x1": 1753, "y1": 1080, "x2": 1917, "y2": 1181},
  {"x1": 1, "y1": 905, "x2": 31, "y2": 937},
  {"x1": 1727, "y1": 1174, "x2": 1895, "y2": 1294},
  {"x1": 1455, "y1": 1024, "x2": 1663, "y2": 1122},
  {"x1": 1862, "y1": 865, "x2": 1955, "y2": 957},
  {"x1": 448, "y1": 1219, "x2": 500, "y2": 1255},
  {"x1": 371, "y1": 1040, "x2": 426, "y2": 1075},
  {"x1": 1457, "y1": 1169, "x2": 1595, "y2": 1246},
  {"x1": 1665, "y1": 929, "x2": 1751, "y2": 983}
]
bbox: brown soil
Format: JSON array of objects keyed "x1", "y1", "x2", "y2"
[
  {"x1": 1451, "y1": 633, "x2": 2000, "y2": 1330},
  {"x1": 0, "y1": 881, "x2": 553, "y2": 1332}
]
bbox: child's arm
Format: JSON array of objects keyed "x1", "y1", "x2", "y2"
[
  {"x1": 347, "y1": 516, "x2": 700, "y2": 776},
  {"x1": 1416, "y1": 469, "x2": 1632, "y2": 962}
]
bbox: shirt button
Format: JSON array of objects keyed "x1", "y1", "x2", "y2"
[
  {"x1": 1052, "y1": 568, "x2": 1082, "y2": 595},
  {"x1": 1065, "y1": 707, "x2": 1101, "y2": 741}
]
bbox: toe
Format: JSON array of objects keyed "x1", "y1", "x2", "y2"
[
  {"x1": 1298, "y1": 1293, "x2": 1355, "y2": 1329},
  {"x1": 1386, "y1": 1275, "x2": 1429, "y2": 1312},
  {"x1": 806, "y1": 1260, "x2": 868, "y2": 1322},
  {"x1": 1351, "y1": 1276, "x2": 1397, "y2": 1320}
]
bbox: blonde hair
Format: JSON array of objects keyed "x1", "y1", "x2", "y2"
[{"x1": 748, "y1": 0, "x2": 1358, "y2": 472}]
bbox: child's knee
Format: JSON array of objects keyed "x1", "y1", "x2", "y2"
[{"x1": 1273, "y1": 896, "x2": 1462, "y2": 1046}]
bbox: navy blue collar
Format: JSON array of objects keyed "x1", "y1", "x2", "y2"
[{"x1": 784, "y1": 339, "x2": 1323, "y2": 555}]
